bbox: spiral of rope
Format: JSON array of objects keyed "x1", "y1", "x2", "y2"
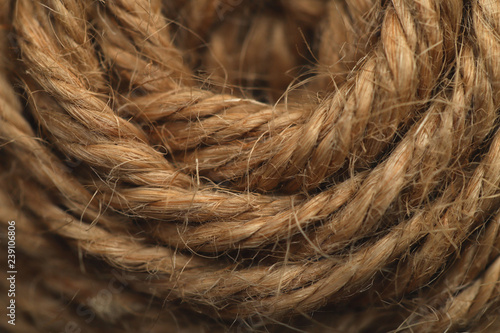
[{"x1": 1, "y1": 0, "x2": 500, "y2": 332}]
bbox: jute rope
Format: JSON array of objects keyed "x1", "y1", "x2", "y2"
[{"x1": 1, "y1": 0, "x2": 500, "y2": 332}]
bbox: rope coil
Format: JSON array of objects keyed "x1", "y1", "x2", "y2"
[{"x1": 1, "y1": 0, "x2": 499, "y2": 331}]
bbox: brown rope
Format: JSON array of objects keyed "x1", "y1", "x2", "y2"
[{"x1": 1, "y1": 0, "x2": 500, "y2": 331}]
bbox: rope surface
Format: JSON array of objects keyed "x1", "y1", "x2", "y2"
[{"x1": 1, "y1": 0, "x2": 500, "y2": 332}]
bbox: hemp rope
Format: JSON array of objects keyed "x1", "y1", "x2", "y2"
[{"x1": 1, "y1": 0, "x2": 500, "y2": 332}]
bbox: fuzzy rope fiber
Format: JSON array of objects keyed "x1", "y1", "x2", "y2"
[{"x1": 1, "y1": 0, "x2": 500, "y2": 332}]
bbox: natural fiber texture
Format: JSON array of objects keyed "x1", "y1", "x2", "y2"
[{"x1": 1, "y1": 0, "x2": 500, "y2": 332}]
